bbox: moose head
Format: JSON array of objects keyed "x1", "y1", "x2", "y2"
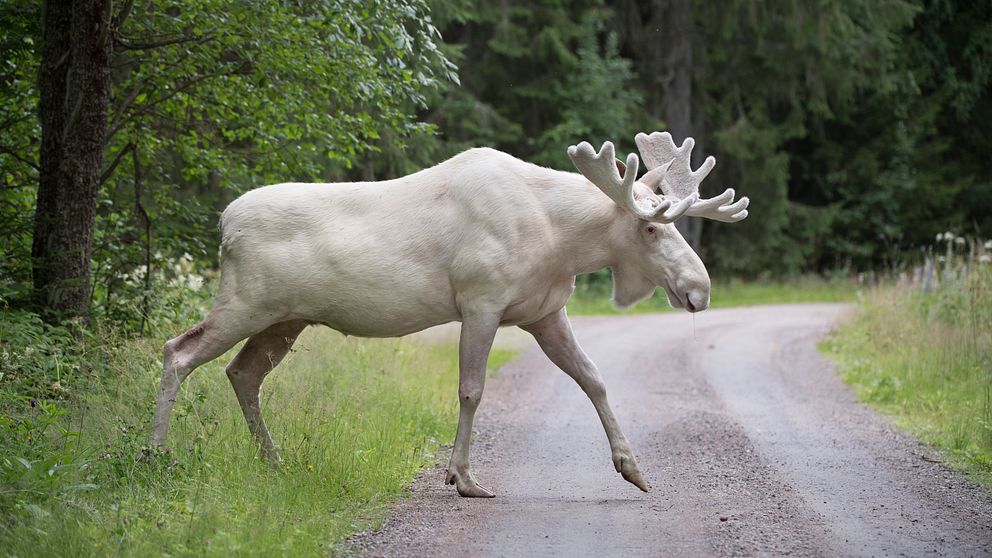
[{"x1": 568, "y1": 132, "x2": 749, "y2": 312}]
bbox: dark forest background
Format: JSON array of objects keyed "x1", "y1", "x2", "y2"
[{"x1": 1, "y1": 0, "x2": 989, "y2": 326}]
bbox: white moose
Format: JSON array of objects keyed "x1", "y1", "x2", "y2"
[{"x1": 150, "y1": 131, "x2": 748, "y2": 498}]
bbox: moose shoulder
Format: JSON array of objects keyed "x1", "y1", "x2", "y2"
[{"x1": 150, "y1": 132, "x2": 749, "y2": 498}]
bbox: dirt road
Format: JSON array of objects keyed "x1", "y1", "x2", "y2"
[{"x1": 354, "y1": 304, "x2": 992, "y2": 557}]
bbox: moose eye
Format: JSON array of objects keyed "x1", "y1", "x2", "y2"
[{"x1": 646, "y1": 225, "x2": 656, "y2": 233}]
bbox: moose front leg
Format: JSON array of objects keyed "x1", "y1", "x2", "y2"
[
  {"x1": 521, "y1": 308, "x2": 648, "y2": 492},
  {"x1": 446, "y1": 312, "x2": 500, "y2": 498}
]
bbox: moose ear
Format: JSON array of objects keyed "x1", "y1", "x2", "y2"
[{"x1": 615, "y1": 158, "x2": 626, "y2": 179}]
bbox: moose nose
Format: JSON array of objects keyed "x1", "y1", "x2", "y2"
[{"x1": 685, "y1": 291, "x2": 709, "y2": 313}]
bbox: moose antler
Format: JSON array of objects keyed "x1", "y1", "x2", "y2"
[
  {"x1": 567, "y1": 141, "x2": 698, "y2": 223},
  {"x1": 634, "y1": 132, "x2": 748, "y2": 223}
]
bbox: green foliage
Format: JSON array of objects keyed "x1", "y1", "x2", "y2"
[
  {"x1": 695, "y1": 0, "x2": 923, "y2": 274},
  {"x1": 0, "y1": 0, "x2": 455, "y2": 327},
  {"x1": 0, "y1": 316, "x2": 514, "y2": 555},
  {"x1": 5, "y1": 0, "x2": 991, "y2": 317},
  {"x1": 94, "y1": 0, "x2": 452, "y2": 329},
  {"x1": 0, "y1": 303, "x2": 85, "y2": 399},
  {"x1": 407, "y1": 0, "x2": 651, "y2": 172},
  {"x1": 780, "y1": 1, "x2": 989, "y2": 272},
  {"x1": 412, "y1": 0, "x2": 992, "y2": 277},
  {"x1": 0, "y1": 0, "x2": 41, "y2": 301},
  {"x1": 110, "y1": 0, "x2": 453, "y2": 185},
  {"x1": 824, "y1": 242, "x2": 992, "y2": 484},
  {"x1": 5, "y1": 0, "x2": 989, "y2": 551}
]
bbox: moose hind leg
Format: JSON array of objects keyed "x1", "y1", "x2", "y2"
[
  {"x1": 225, "y1": 320, "x2": 308, "y2": 462},
  {"x1": 151, "y1": 309, "x2": 260, "y2": 447}
]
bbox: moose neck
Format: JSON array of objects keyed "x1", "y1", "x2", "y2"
[{"x1": 537, "y1": 170, "x2": 638, "y2": 279}]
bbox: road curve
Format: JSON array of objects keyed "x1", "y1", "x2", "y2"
[{"x1": 353, "y1": 304, "x2": 992, "y2": 557}]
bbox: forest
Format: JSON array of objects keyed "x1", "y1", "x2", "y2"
[
  {"x1": 0, "y1": 0, "x2": 989, "y2": 555},
  {"x1": 1, "y1": 0, "x2": 989, "y2": 325}
]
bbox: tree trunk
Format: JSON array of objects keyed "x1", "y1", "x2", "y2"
[
  {"x1": 32, "y1": 0, "x2": 113, "y2": 320},
  {"x1": 657, "y1": 0, "x2": 702, "y2": 249},
  {"x1": 612, "y1": 0, "x2": 703, "y2": 250}
]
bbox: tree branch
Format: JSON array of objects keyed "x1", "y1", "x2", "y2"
[
  {"x1": 99, "y1": 142, "x2": 135, "y2": 186},
  {"x1": 114, "y1": 0, "x2": 135, "y2": 28},
  {"x1": 132, "y1": 143, "x2": 152, "y2": 336},
  {"x1": 117, "y1": 34, "x2": 210, "y2": 51},
  {"x1": 0, "y1": 145, "x2": 40, "y2": 170},
  {"x1": 109, "y1": 79, "x2": 156, "y2": 134},
  {"x1": 108, "y1": 69, "x2": 230, "y2": 139},
  {"x1": 97, "y1": 0, "x2": 114, "y2": 49},
  {"x1": 105, "y1": 38, "x2": 218, "y2": 140}
]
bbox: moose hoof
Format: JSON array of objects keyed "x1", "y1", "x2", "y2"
[
  {"x1": 445, "y1": 469, "x2": 495, "y2": 498},
  {"x1": 261, "y1": 448, "x2": 284, "y2": 467},
  {"x1": 614, "y1": 454, "x2": 649, "y2": 492},
  {"x1": 621, "y1": 467, "x2": 649, "y2": 492}
]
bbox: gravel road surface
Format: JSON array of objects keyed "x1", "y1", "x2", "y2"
[{"x1": 353, "y1": 304, "x2": 992, "y2": 557}]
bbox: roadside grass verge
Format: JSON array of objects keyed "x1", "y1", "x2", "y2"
[
  {"x1": 822, "y1": 266, "x2": 992, "y2": 485},
  {"x1": 567, "y1": 273, "x2": 855, "y2": 315},
  {"x1": 1, "y1": 317, "x2": 515, "y2": 556}
]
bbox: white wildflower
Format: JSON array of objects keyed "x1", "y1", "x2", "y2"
[
  {"x1": 935, "y1": 232, "x2": 945, "y2": 242},
  {"x1": 955, "y1": 237, "x2": 965, "y2": 246},
  {"x1": 980, "y1": 254, "x2": 991, "y2": 264},
  {"x1": 984, "y1": 240, "x2": 992, "y2": 250}
]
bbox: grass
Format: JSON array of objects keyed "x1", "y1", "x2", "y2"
[
  {"x1": 823, "y1": 264, "x2": 992, "y2": 485},
  {"x1": 1, "y1": 321, "x2": 515, "y2": 556},
  {"x1": 566, "y1": 274, "x2": 855, "y2": 315},
  {"x1": 6, "y1": 262, "x2": 981, "y2": 554}
]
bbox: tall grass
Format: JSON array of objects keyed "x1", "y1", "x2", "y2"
[
  {"x1": 824, "y1": 238, "x2": 992, "y2": 484},
  {"x1": 1, "y1": 319, "x2": 514, "y2": 556}
]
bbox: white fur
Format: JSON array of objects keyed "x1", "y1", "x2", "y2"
[
  {"x1": 216, "y1": 147, "x2": 709, "y2": 331},
  {"x1": 150, "y1": 138, "x2": 737, "y2": 498}
]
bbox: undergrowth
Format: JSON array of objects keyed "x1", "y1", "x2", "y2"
[
  {"x1": 824, "y1": 237, "x2": 992, "y2": 485},
  {"x1": 0, "y1": 303, "x2": 514, "y2": 556}
]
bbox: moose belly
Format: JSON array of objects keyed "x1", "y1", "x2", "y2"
[
  {"x1": 306, "y1": 299, "x2": 458, "y2": 338},
  {"x1": 282, "y1": 277, "x2": 460, "y2": 338}
]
